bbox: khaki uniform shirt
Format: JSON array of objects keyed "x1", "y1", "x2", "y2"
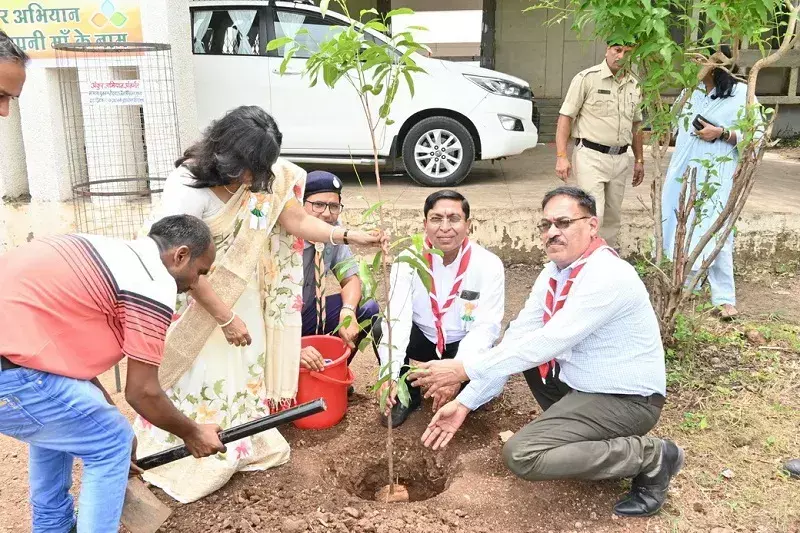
[{"x1": 559, "y1": 61, "x2": 642, "y2": 147}]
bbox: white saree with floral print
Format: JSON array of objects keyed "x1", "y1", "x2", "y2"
[{"x1": 133, "y1": 158, "x2": 306, "y2": 503}]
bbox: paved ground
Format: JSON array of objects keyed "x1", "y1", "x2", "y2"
[{"x1": 305, "y1": 144, "x2": 800, "y2": 214}]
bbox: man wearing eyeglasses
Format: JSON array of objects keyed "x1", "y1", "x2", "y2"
[
  {"x1": 376, "y1": 190, "x2": 505, "y2": 427},
  {"x1": 411, "y1": 186, "x2": 682, "y2": 518},
  {"x1": 299, "y1": 171, "x2": 379, "y2": 375}
]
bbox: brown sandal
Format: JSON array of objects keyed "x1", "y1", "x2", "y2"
[{"x1": 718, "y1": 304, "x2": 739, "y2": 320}]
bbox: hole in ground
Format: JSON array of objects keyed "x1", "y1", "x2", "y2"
[{"x1": 341, "y1": 455, "x2": 458, "y2": 502}]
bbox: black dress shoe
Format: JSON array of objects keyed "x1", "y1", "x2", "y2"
[
  {"x1": 613, "y1": 439, "x2": 685, "y2": 517},
  {"x1": 380, "y1": 387, "x2": 421, "y2": 428},
  {"x1": 784, "y1": 459, "x2": 800, "y2": 479}
]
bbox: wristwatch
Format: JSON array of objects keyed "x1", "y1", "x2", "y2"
[
  {"x1": 636, "y1": 159, "x2": 644, "y2": 164},
  {"x1": 720, "y1": 128, "x2": 731, "y2": 142},
  {"x1": 341, "y1": 304, "x2": 357, "y2": 315}
]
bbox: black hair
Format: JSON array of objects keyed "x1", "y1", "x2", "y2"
[
  {"x1": 710, "y1": 45, "x2": 736, "y2": 100},
  {"x1": 541, "y1": 186, "x2": 597, "y2": 216},
  {"x1": 423, "y1": 190, "x2": 470, "y2": 219},
  {"x1": 0, "y1": 30, "x2": 30, "y2": 66},
  {"x1": 176, "y1": 105, "x2": 282, "y2": 192},
  {"x1": 148, "y1": 215, "x2": 213, "y2": 259}
]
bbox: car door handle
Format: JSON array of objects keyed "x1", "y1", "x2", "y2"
[{"x1": 272, "y1": 68, "x2": 302, "y2": 75}]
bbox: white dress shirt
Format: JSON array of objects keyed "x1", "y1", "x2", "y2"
[
  {"x1": 457, "y1": 249, "x2": 666, "y2": 411},
  {"x1": 378, "y1": 242, "x2": 505, "y2": 378}
]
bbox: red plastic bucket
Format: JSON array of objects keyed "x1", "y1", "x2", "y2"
[{"x1": 293, "y1": 335, "x2": 354, "y2": 429}]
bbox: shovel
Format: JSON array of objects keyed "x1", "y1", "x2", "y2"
[{"x1": 121, "y1": 398, "x2": 327, "y2": 533}]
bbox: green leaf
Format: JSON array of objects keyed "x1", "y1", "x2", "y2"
[
  {"x1": 267, "y1": 36, "x2": 293, "y2": 51},
  {"x1": 396, "y1": 375, "x2": 410, "y2": 407},
  {"x1": 320, "y1": 0, "x2": 330, "y2": 18},
  {"x1": 361, "y1": 200, "x2": 386, "y2": 221},
  {"x1": 371, "y1": 372, "x2": 392, "y2": 392},
  {"x1": 360, "y1": 8, "x2": 379, "y2": 18},
  {"x1": 371, "y1": 250, "x2": 383, "y2": 272},
  {"x1": 213, "y1": 379, "x2": 224, "y2": 397},
  {"x1": 403, "y1": 69, "x2": 415, "y2": 97},
  {"x1": 331, "y1": 314, "x2": 352, "y2": 335},
  {"x1": 396, "y1": 255, "x2": 432, "y2": 292},
  {"x1": 365, "y1": 20, "x2": 389, "y2": 33},
  {"x1": 358, "y1": 260, "x2": 376, "y2": 300},
  {"x1": 358, "y1": 336, "x2": 372, "y2": 353},
  {"x1": 386, "y1": 8, "x2": 414, "y2": 18},
  {"x1": 386, "y1": 118, "x2": 395, "y2": 125}
]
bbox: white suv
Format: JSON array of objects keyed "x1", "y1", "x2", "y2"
[{"x1": 190, "y1": 1, "x2": 539, "y2": 186}]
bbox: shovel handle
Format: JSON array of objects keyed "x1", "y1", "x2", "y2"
[{"x1": 135, "y1": 398, "x2": 326, "y2": 470}]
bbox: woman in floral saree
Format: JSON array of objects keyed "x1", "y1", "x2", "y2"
[{"x1": 133, "y1": 106, "x2": 383, "y2": 503}]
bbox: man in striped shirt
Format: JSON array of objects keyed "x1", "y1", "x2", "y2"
[
  {"x1": 0, "y1": 215, "x2": 226, "y2": 533},
  {"x1": 411, "y1": 187, "x2": 684, "y2": 518}
]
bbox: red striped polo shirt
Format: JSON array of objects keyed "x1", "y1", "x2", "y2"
[{"x1": 0, "y1": 234, "x2": 177, "y2": 380}]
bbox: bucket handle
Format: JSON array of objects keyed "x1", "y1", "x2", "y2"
[{"x1": 309, "y1": 367, "x2": 355, "y2": 386}]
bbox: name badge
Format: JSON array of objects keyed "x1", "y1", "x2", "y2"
[
  {"x1": 460, "y1": 290, "x2": 480, "y2": 301},
  {"x1": 597, "y1": 89, "x2": 611, "y2": 95}
]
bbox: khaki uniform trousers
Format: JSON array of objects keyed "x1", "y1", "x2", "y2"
[{"x1": 572, "y1": 143, "x2": 631, "y2": 248}]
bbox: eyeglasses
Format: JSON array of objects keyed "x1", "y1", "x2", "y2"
[
  {"x1": 306, "y1": 200, "x2": 343, "y2": 215},
  {"x1": 427, "y1": 215, "x2": 465, "y2": 228},
  {"x1": 537, "y1": 216, "x2": 590, "y2": 233}
]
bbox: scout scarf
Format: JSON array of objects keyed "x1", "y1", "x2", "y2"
[
  {"x1": 424, "y1": 238, "x2": 472, "y2": 358},
  {"x1": 538, "y1": 237, "x2": 618, "y2": 382}
]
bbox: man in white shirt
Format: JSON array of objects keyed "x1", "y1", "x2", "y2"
[
  {"x1": 410, "y1": 186, "x2": 684, "y2": 518},
  {"x1": 376, "y1": 190, "x2": 505, "y2": 427}
]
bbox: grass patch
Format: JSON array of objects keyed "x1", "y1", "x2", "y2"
[{"x1": 655, "y1": 312, "x2": 800, "y2": 531}]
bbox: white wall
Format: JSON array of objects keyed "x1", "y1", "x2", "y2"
[
  {"x1": 18, "y1": 67, "x2": 72, "y2": 202},
  {"x1": 0, "y1": 99, "x2": 28, "y2": 199}
]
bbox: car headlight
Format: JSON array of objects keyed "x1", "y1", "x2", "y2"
[{"x1": 463, "y1": 74, "x2": 532, "y2": 100}]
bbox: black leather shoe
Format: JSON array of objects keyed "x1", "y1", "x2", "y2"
[
  {"x1": 380, "y1": 388, "x2": 421, "y2": 428},
  {"x1": 613, "y1": 439, "x2": 685, "y2": 517},
  {"x1": 784, "y1": 459, "x2": 800, "y2": 479}
]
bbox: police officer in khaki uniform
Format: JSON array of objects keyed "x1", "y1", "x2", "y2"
[{"x1": 555, "y1": 42, "x2": 644, "y2": 248}]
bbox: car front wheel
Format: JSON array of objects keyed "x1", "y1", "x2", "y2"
[{"x1": 402, "y1": 116, "x2": 475, "y2": 187}]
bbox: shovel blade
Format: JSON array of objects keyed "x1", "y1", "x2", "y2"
[{"x1": 121, "y1": 477, "x2": 172, "y2": 533}]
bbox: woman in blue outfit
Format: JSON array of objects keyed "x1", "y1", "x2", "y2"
[{"x1": 661, "y1": 52, "x2": 760, "y2": 319}]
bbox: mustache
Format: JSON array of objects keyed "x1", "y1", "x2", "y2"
[{"x1": 547, "y1": 237, "x2": 565, "y2": 246}]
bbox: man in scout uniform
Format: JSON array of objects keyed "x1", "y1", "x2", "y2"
[
  {"x1": 412, "y1": 187, "x2": 682, "y2": 518},
  {"x1": 299, "y1": 170, "x2": 379, "y2": 373},
  {"x1": 375, "y1": 190, "x2": 505, "y2": 427},
  {"x1": 554, "y1": 41, "x2": 645, "y2": 248}
]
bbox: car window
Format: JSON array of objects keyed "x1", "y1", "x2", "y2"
[
  {"x1": 193, "y1": 9, "x2": 261, "y2": 55},
  {"x1": 273, "y1": 9, "x2": 346, "y2": 59}
]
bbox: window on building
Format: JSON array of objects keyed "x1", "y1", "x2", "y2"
[
  {"x1": 272, "y1": 9, "x2": 346, "y2": 59},
  {"x1": 192, "y1": 9, "x2": 261, "y2": 55}
]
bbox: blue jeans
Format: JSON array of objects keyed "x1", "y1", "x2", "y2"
[{"x1": 0, "y1": 367, "x2": 133, "y2": 533}]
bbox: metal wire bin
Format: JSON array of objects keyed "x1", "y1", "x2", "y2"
[
  {"x1": 54, "y1": 41, "x2": 180, "y2": 239},
  {"x1": 54, "y1": 42, "x2": 181, "y2": 390}
]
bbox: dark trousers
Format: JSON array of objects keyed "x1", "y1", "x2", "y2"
[
  {"x1": 523, "y1": 362, "x2": 573, "y2": 411},
  {"x1": 302, "y1": 294, "x2": 379, "y2": 364},
  {"x1": 504, "y1": 361, "x2": 664, "y2": 482}
]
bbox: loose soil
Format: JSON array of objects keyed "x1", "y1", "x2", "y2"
[{"x1": 1, "y1": 265, "x2": 798, "y2": 533}]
